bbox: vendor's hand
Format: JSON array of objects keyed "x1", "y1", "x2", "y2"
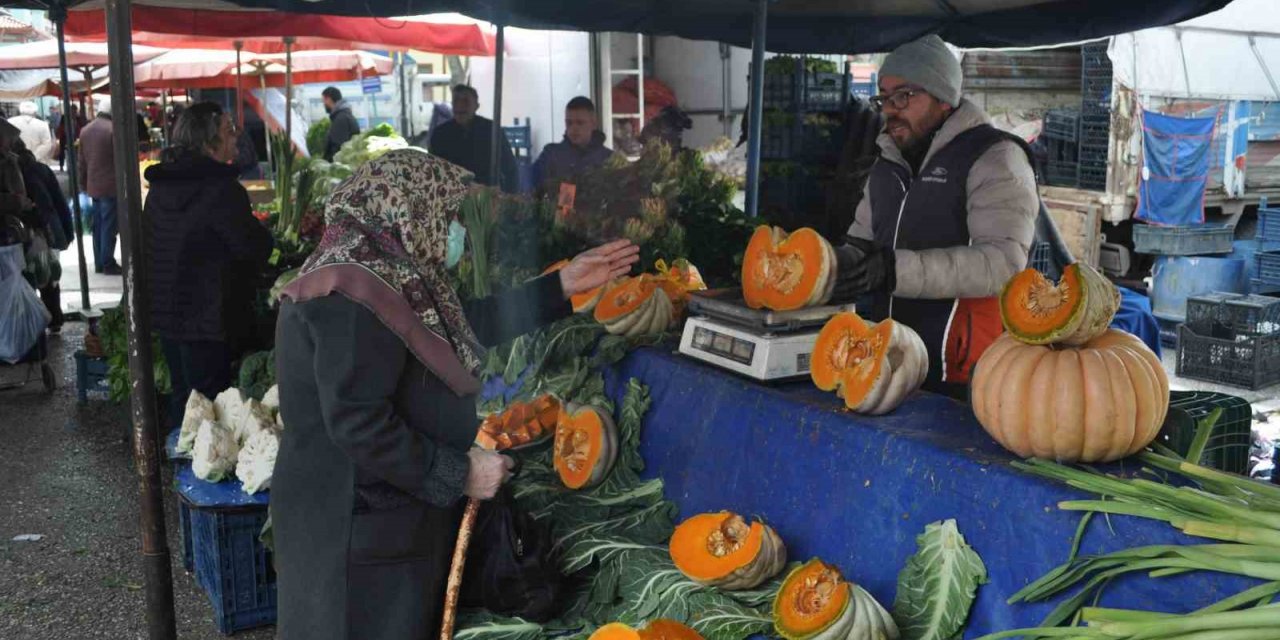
[
  {"x1": 558, "y1": 239, "x2": 641, "y2": 298},
  {"x1": 831, "y1": 238, "x2": 895, "y2": 302},
  {"x1": 464, "y1": 448, "x2": 515, "y2": 500}
]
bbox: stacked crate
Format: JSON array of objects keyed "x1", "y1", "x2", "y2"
[
  {"x1": 1255, "y1": 199, "x2": 1280, "y2": 294},
  {"x1": 1077, "y1": 41, "x2": 1112, "y2": 191},
  {"x1": 1041, "y1": 107, "x2": 1080, "y2": 188},
  {"x1": 1178, "y1": 292, "x2": 1280, "y2": 391},
  {"x1": 757, "y1": 57, "x2": 851, "y2": 233}
]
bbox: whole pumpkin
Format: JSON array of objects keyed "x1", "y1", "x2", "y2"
[
  {"x1": 811, "y1": 313, "x2": 928, "y2": 415},
  {"x1": 772, "y1": 559, "x2": 899, "y2": 640},
  {"x1": 971, "y1": 329, "x2": 1170, "y2": 463},
  {"x1": 669, "y1": 511, "x2": 787, "y2": 590}
]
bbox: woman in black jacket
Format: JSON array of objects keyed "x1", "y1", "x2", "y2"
[
  {"x1": 144, "y1": 102, "x2": 273, "y2": 427},
  {"x1": 273, "y1": 149, "x2": 638, "y2": 639}
]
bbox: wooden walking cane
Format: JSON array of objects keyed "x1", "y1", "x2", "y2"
[{"x1": 439, "y1": 496, "x2": 481, "y2": 640}]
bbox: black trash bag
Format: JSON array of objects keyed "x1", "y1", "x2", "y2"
[{"x1": 459, "y1": 484, "x2": 562, "y2": 622}]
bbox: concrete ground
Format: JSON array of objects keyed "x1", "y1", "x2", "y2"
[{"x1": 0, "y1": 323, "x2": 274, "y2": 639}]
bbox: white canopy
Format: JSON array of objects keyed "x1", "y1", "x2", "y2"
[{"x1": 1110, "y1": 0, "x2": 1280, "y2": 101}]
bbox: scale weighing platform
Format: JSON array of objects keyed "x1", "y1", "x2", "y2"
[{"x1": 677, "y1": 289, "x2": 854, "y2": 381}]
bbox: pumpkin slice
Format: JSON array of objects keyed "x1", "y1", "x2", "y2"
[
  {"x1": 645, "y1": 287, "x2": 676, "y2": 334},
  {"x1": 669, "y1": 512, "x2": 787, "y2": 590},
  {"x1": 773, "y1": 559, "x2": 899, "y2": 640},
  {"x1": 1001, "y1": 262, "x2": 1120, "y2": 346},
  {"x1": 590, "y1": 623, "x2": 642, "y2": 640},
  {"x1": 475, "y1": 395, "x2": 560, "y2": 451},
  {"x1": 596, "y1": 276, "x2": 660, "y2": 334},
  {"x1": 554, "y1": 403, "x2": 619, "y2": 489},
  {"x1": 543, "y1": 259, "x2": 606, "y2": 314},
  {"x1": 811, "y1": 313, "x2": 928, "y2": 415},
  {"x1": 638, "y1": 620, "x2": 703, "y2": 640},
  {"x1": 742, "y1": 226, "x2": 834, "y2": 311}
]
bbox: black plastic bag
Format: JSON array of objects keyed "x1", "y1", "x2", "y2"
[{"x1": 460, "y1": 484, "x2": 562, "y2": 622}]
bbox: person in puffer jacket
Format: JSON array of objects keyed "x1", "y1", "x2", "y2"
[{"x1": 830, "y1": 35, "x2": 1038, "y2": 399}]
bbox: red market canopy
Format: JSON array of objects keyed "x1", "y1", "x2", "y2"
[
  {"x1": 0, "y1": 38, "x2": 166, "y2": 70},
  {"x1": 64, "y1": 6, "x2": 496, "y2": 55},
  {"x1": 132, "y1": 48, "x2": 394, "y2": 90}
]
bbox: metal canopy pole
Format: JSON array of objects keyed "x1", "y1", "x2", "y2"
[
  {"x1": 51, "y1": 6, "x2": 91, "y2": 311},
  {"x1": 104, "y1": 0, "x2": 178, "y2": 638},
  {"x1": 489, "y1": 24, "x2": 506, "y2": 189},
  {"x1": 284, "y1": 36, "x2": 294, "y2": 163},
  {"x1": 234, "y1": 40, "x2": 244, "y2": 129},
  {"x1": 744, "y1": 0, "x2": 769, "y2": 217}
]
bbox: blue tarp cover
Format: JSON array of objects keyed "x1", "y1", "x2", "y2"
[
  {"x1": 1136, "y1": 109, "x2": 1218, "y2": 225},
  {"x1": 586, "y1": 348, "x2": 1257, "y2": 637},
  {"x1": 1114, "y1": 286, "x2": 1162, "y2": 358}
]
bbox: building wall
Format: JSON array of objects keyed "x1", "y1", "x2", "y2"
[{"x1": 651, "y1": 36, "x2": 753, "y2": 150}]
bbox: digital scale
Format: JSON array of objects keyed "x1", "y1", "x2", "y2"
[{"x1": 677, "y1": 289, "x2": 854, "y2": 382}]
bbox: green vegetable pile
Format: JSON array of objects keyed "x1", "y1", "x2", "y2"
[
  {"x1": 97, "y1": 306, "x2": 171, "y2": 403},
  {"x1": 237, "y1": 350, "x2": 275, "y2": 401},
  {"x1": 305, "y1": 118, "x2": 330, "y2": 158},
  {"x1": 986, "y1": 451, "x2": 1280, "y2": 638},
  {"x1": 332, "y1": 125, "x2": 408, "y2": 168}
]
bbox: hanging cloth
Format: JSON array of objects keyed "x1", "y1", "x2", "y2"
[{"x1": 1135, "y1": 108, "x2": 1218, "y2": 226}]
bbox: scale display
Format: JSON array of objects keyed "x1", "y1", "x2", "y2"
[
  {"x1": 691, "y1": 325, "x2": 756, "y2": 366},
  {"x1": 679, "y1": 317, "x2": 821, "y2": 381}
]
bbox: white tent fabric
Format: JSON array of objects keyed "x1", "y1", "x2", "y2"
[{"x1": 1110, "y1": 0, "x2": 1280, "y2": 101}]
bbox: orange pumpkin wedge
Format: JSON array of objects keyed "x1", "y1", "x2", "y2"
[
  {"x1": 475, "y1": 394, "x2": 562, "y2": 451},
  {"x1": 811, "y1": 312, "x2": 928, "y2": 415},
  {"x1": 1001, "y1": 262, "x2": 1120, "y2": 346},
  {"x1": 595, "y1": 275, "x2": 672, "y2": 337},
  {"x1": 742, "y1": 226, "x2": 834, "y2": 311},
  {"x1": 669, "y1": 511, "x2": 787, "y2": 590},
  {"x1": 590, "y1": 623, "x2": 642, "y2": 640},
  {"x1": 543, "y1": 259, "x2": 605, "y2": 314},
  {"x1": 772, "y1": 559, "x2": 898, "y2": 640},
  {"x1": 638, "y1": 620, "x2": 703, "y2": 640},
  {"x1": 554, "y1": 403, "x2": 619, "y2": 489}
]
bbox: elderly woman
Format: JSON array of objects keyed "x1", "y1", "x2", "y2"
[
  {"x1": 273, "y1": 148, "x2": 638, "y2": 639},
  {"x1": 144, "y1": 102, "x2": 274, "y2": 429}
]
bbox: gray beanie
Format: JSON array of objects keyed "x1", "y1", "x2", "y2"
[{"x1": 879, "y1": 35, "x2": 962, "y2": 107}]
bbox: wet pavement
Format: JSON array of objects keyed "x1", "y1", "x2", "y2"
[{"x1": 0, "y1": 323, "x2": 275, "y2": 639}]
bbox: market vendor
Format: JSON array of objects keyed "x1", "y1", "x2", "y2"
[
  {"x1": 532, "y1": 96, "x2": 614, "y2": 194},
  {"x1": 271, "y1": 148, "x2": 638, "y2": 640},
  {"x1": 831, "y1": 35, "x2": 1037, "y2": 399},
  {"x1": 429, "y1": 84, "x2": 519, "y2": 192}
]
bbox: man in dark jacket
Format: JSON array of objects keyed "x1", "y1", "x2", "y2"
[
  {"x1": 78, "y1": 98, "x2": 121, "y2": 275},
  {"x1": 322, "y1": 87, "x2": 360, "y2": 162},
  {"x1": 429, "y1": 84, "x2": 518, "y2": 192},
  {"x1": 532, "y1": 96, "x2": 613, "y2": 194},
  {"x1": 145, "y1": 102, "x2": 274, "y2": 427}
]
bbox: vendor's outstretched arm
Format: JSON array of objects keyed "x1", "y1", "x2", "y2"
[{"x1": 463, "y1": 273, "x2": 573, "y2": 347}]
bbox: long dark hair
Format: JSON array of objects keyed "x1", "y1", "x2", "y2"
[{"x1": 162, "y1": 101, "x2": 226, "y2": 162}]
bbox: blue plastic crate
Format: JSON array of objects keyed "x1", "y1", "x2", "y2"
[
  {"x1": 187, "y1": 499, "x2": 276, "y2": 634},
  {"x1": 1259, "y1": 249, "x2": 1280, "y2": 286},
  {"x1": 1134, "y1": 224, "x2": 1235, "y2": 256},
  {"x1": 74, "y1": 350, "x2": 109, "y2": 403},
  {"x1": 1259, "y1": 198, "x2": 1280, "y2": 245},
  {"x1": 179, "y1": 500, "x2": 193, "y2": 572}
]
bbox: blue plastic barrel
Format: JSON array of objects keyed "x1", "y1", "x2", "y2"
[{"x1": 1151, "y1": 256, "x2": 1248, "y2": 321}]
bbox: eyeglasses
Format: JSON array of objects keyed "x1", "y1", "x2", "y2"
[{"x1": 870, "y1": 87, "x2": 923, "y2": 112}]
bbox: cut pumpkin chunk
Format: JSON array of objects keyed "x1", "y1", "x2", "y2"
[
  {"x1": 810, "y1": 313, "x2": 928, "y2": 415},
  {"x1": 554, "y1": 403, "x2": 618, "y2": 489},
  {"x1": 742, "y1": 226, "x2": 834, "y2": 311},
  {"x1": 669, "y1": 511, "x2": 786, "y2": 590},
  {"x1": 773, "y1": 559, "x2": 899, "y2": 640},
  {"x1": 1000, "y1": 262, "x2": 1120, "y2": 346}
]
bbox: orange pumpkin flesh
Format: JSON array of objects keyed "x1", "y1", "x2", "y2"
[
  {"x1": 742, "y1": 226, "x2": 831, "y2": 311},
  {"x1": 590, "y1": 623, "x2": 642, "y2": 640},
  {"x1": 476, "y1": 395, "x2": 561, "y2": 451},
  {"x1": 1001, "y1": 262, "x2": 1119, "y2": 346},
  {"x1": 554, "y1": 405, "x2": 618, "y2": 489},
  {"x1": 638, "y1": 620, "x2": 703, "y2": 640},
  {"x1": 595, "y1": 276, "x2": 659, "y2": 323},
  {"x1": 543, "y1": 259, "x2": 605, "y2": 313},
  {"x1": 669, "y1": 512, "x2": 765, "y2": 582},
  {"x1": 810, "y1": 313, "x2": 894, "y2": 405},
  {"x1": 773, "y1": 559, "x2": 851, "y2": 639}
]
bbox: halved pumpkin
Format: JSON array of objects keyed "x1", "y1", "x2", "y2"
[
  {"x1": 810, "y1": 313, "x2": 928, "y2": 415},
  {"x1": 742, "y1": 226, "x2": 834, "y2": 311},
  {"x1": 773, "y1": 559, "x2": 899, "y2": 640},
  {"x1": 669, "y1": 511, "x2": 787, "y2": 590},
  {"x1": 1001, "y1": 262, "x2": 1120, "y2": 346},
  {"x1": 590, "y1": 623, "x2": 642, "y2": 640},
  {"x1": 543, "y1": 259, "x2": 606, "y2": 314},
  {"x1": 638, "y1": 620, "x2": 703, "y2": 640},
  {"x1": 595, "y1": 275, "x2": 673, "y2": 337},
  {"x1": 554, "y1": 403, "x2": 619, "y2": 489}
]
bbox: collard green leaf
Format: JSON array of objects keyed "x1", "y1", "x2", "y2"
[
  {"x1": 893, "y1": 519, "x2": 988, "y2": 640},
  {"x1": 686, "y1": 596, "x2": 775, "y2": 640},
  {"x1": 503, "y1": 335, "x2": 530, "y2": 384},
  {"x1": 454, "y1": 611, "x2": 545, "y2": 640}
]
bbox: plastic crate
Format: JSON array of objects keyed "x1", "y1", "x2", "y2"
[
  {"x1": 1029, "y1": 241, "x2": 1052, "y2": 273},
  {"x1": 187, "y1": 499, "x2": 276, "y2": 634},
  {"x1": 1258, "y1": 198, "x2": 1280, "y2": 245},
  {"x1": 1042, "y1": 108, "x2": 1079, "y2": 141},
  {"x1": 762, "y1": 71, "x2": 848, "y2": 112},
  {"x1": 1045, "y1": 137, "x2": 1078, "y2": 163},
  {"x1": 179, "y1": 499, "x2": 194, "y2": 572},
  {"x1": 74, "y1": 350, "x2": 110, "y2": 403},
  {"x1": 1187, "y1": 292, "x2": 1280, "y2": 336},
  {"x1": 1046, "y1": 161, "x2": 1079, "y2": 188},
  {"x1": 1156, "y1": 391, "x2": 1253, "y2": 474},
  {"x1": 759, "y1": 120, "x2": 842, "y2": 161},
  {"x1": 1156, "y1": 316, "x2": 1180, "y2": 349},
  {"x1": 1077, "y1": 165, "x2": 1107, "y2": 190},
  {"x1": 1177, "y1": 324, "x2": 1280, "y2": 390},
  {"x1": 1133, "y1": 224, "x2": 1234, "y2": 256},
  {"x1": 1080, "y1": 122, "x2": 1110, "y2": 145},
  {"x1": 1079, "y1": 144, "x2": 1108, "y2": 166},
  {"x1": 1257, "y1": 249, "x2": 1280, "y2": 286}
]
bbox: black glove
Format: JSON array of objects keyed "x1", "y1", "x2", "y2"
[{"x1": 831, "y1": 237, "x2": 895, "y2": 302}]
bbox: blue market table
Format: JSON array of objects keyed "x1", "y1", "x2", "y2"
[{"x1": 579, "y1": 347, "x2": 1256, "y2": 637}]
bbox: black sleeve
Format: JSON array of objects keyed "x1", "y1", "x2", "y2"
[
  {"x1": 308, "y1": 297, "x2": 470, "y2": 507},
  {"x1": 499, "y1": 131, "x2": 519, "y2": 193},
  {"x1": 213, "y1": 184, "x2": 274, "y2": 268},
  {"x1": 462, "y1": 273, "x2": 573, "y2": 347},
  {"x1": 39, "y1": 165, "x2": 74, "y2": 244}
]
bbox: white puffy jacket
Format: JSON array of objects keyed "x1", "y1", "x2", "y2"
[{"x1": 7, "y1": 115, "x2": 54, "y2": 164}]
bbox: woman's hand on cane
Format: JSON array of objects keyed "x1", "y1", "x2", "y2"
[
  {"x1": 558, "y1": 239, "x2": 641, "y2": 298},
  {"x1": 463, "y1": 448, "x2": 515, "y2": 500}
]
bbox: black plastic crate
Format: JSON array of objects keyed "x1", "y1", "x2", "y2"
[
  {"x1": 74, "y1": 350, "x2": 109, "y2": 403},
  {"x1": 1080, "y1": 122, "x2": 1110, "y2": 144},
  {"x1": 188, "y1": 500, "x2": 277, "y2": 634},
  {"x1": 760, "y1": 118, "x2": 842, "y2": 161},
  {"x1": 1156, "y1": 391, "x2": 1253, "y2": 474},
  {"x1": 1177, "y1": 324, "x2": 1280, "y2": 390},
  {"x1": 1133, "y1": 223, "x2": 1234, "y2": 256},
  {"x1": 1187, "y1": 292, "x2": 1280, "y2": 336},
  {"x1": 1029, "y1": 241, "x2": 1052, "y2": 273},
  {"x1": 1046, "y1": 161, "x2": 1079, "y2": 188},
  {"x1": 1157, "y1": 316, "x2": 1181, "y2": 349},
  {"x1": 1045, "y1": 137, "x2": 1078, "y2": 163},
  {"x1": 1079, "y1": 145, "x2": 1108, "y2": 166},
  {"x1": 1043, "y1": 108, "x2": 1080, "y2": 142},
  {"x1": 760, "y1": 165, "x2": 826, "y2": 217},
  {"x1": 1078, "y1": 165, "x2": 1107, "y2": 190},
  {"x1": 763, "y1": 70, "x2": 849, "y2": 112}
]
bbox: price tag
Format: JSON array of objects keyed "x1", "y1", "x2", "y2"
[{"x1": 556, "y1": 182, "x2": 576, "y2": 219}]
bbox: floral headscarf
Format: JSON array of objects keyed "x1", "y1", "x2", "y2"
[{"x1": 281, "y1": 148, "x2": 483, "y2": 395}]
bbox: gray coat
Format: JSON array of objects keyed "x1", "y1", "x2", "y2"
[
  {"x1": 848, "y1": 99, "x2": 1037, "y2": 299},
  {"x1": 272, "y1": 274, "x2": 570, "y2": 640},
  {"x1": 324, "y1": 101, "x2": 361, "y2": 162}
]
